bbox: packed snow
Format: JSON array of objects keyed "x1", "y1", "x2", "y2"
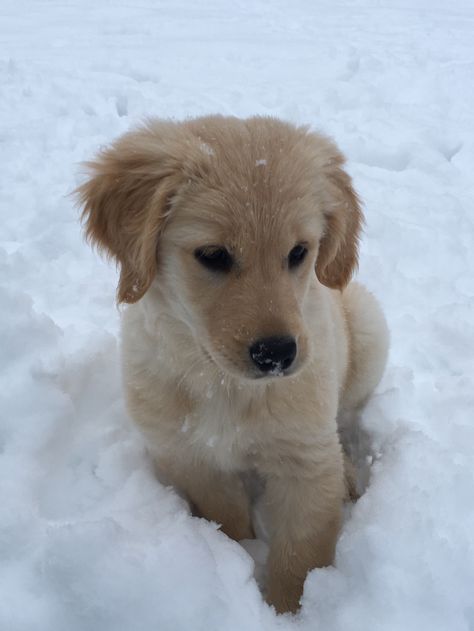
[{"x1": 1, "y1": 1, "x2": 474, "y2": 629}]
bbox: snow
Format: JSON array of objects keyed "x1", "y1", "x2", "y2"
[{"x1": 1, "y1": 1, "x2": 474, "y2": 629}]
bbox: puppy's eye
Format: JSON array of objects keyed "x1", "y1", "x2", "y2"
[
  {"x1": 288, "y1": 244, "x2": 308, "y2": 269},
  {"x1": 194, "y1": 247, "x2": 233, "y2": 273}
]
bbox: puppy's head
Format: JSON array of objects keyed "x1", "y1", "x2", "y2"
[{"x1": 77, "y1": 116, "x2": 362, "y2": 380}]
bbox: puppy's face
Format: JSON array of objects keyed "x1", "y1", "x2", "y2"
[{"x1": 77, "y1": 116, "x2": 362, "y2": 381}]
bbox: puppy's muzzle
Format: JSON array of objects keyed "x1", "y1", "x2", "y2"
[{"x1": 249, "y1": 336, "x2": 297, "y2": 375}]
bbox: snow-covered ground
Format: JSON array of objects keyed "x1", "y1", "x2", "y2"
[{"x1": 1, "y1": 1, "x2": 474, "y2": 629}]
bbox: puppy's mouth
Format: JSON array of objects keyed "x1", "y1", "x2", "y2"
[{"x1": 252, "y1": 363, "x2": 294, "y2": 379}]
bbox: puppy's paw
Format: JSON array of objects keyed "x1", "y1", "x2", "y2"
[{"x1": 266, "y1": 570, "x2": 302, "y2": 614}]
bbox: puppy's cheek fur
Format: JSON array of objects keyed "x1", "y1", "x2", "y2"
[{"x1": 155, "y1": 259, "x2": 213, "y2": 347}]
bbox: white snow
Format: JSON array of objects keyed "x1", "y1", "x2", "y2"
[{"x1": 2, "y1": 1, "x2": 474, "y2": 630}]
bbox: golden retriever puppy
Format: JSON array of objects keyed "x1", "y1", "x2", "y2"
[{"x1": 77, "y1": 115, "x2": 389, "y2": 613}]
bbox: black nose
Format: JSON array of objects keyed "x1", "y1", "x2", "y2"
[{"x1": 249, "y1": 336, "x2": 297, "y2": 374}]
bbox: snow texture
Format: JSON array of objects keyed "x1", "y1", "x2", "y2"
[{"x1": 1, "y1": 1, "x2": 474, "y2": 629}]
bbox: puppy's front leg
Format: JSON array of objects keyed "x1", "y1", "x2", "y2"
[
  {"x1": 159, "y1": 457, "x2": 254, "y2": 542},
  {"x1": 263, "y1": 456, "x2": 344, "y2": 613}
]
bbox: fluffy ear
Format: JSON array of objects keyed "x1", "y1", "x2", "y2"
[
  {"x1": 76, "y1": 124, "x2": 183, "y2": 304},
  {"x1": 315, "y1": 152, "x2": 363, "y2": 290}
]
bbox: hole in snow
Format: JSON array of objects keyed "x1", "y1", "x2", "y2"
[{"x1": 115, "y1": 95, "x2": 128, "y2": 117}]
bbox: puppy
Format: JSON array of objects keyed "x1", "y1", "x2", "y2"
[{"x1": 77, "y1": 115, "x2": 389, "y2": 613}]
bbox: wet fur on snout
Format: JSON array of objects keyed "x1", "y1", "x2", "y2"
[{"x1": 77, "y1": 115, "x2": 389, "y2": 613}]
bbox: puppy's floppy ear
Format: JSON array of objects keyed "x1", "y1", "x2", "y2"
[
  {"x1": 315, "y1": 150, "x2": 363, "y2": 290},
  {"x1": 76, "y1": 123, "x2": 183, "y2": 304}
]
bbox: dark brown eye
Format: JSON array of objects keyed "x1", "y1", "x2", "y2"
[
  {"x1": 194, "y1": 247, "x2": 233, "y2": 273},
  {"x1": 288, "y1": 244, "x2": 308, "y2": 269}
]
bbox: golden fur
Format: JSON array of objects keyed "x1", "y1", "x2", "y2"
[{"x1": 77, "y1": 115, "x2": 389, "y2": 613}]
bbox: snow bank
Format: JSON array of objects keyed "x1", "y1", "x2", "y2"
[{"x1": 1, "y1": 1, "x2": 474, "y2": 629}]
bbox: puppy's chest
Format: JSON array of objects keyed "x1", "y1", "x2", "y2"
[{"x1": 179, "y1": 391, "x2": 266, "y2": 471}]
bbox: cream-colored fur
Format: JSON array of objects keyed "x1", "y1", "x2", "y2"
[{"x1": 77, "y1": 115, "x2": 389, "y2": 613}]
